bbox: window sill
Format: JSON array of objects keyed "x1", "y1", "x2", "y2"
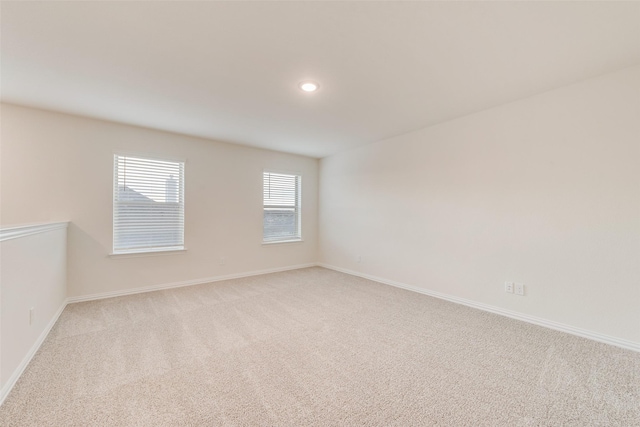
[
  {"x1": 262, "y1": 239, "x2": 303, "y2": 246},
  {"x1": 109, "y1": 248, "x2": 187, "y2": 259}
]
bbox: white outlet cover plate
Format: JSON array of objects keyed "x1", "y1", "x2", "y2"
[{"x1": 504, "y1": 282, "x2": 514, "y2": 293}]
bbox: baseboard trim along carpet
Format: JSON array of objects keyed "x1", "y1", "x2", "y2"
[
  {"x1": 0, "y1": 300, "x2": 68, "y2": 406},
  {"x1": 318, "y1": 263, "x2": 640, "y2": 353},
  {"x1": 66, "y1": 263, "x2": 318, "y2": 304}
]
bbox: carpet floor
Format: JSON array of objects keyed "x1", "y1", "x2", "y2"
[{"x1": 0, "y1": 267, "x2": 638, "y2": 426}]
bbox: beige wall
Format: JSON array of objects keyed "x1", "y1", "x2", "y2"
[
  {"x1": 319, "y1": 65, "x2": 640, "y2": 343},
  {"x1": 0, "y1": 225, "x2": 67, "y2": 391},
  {"x1": 1, "y1": 104, "x2": 318, "y2": 297}
]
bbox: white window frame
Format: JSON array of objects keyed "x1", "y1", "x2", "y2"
[
  {"x1": 112, "y1": 153, "x2": 186, "y2": 255},
  {"x1": 262, "y1": 170, "x2": 302, "y2": 244}
]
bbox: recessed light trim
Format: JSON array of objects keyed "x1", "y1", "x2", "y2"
[{"x1": 299, "y1": 81, "x2": 319, "y2": 92}]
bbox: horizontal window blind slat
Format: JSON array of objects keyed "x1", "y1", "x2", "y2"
[
  {"x1": 115, "y1": 240, "x2": 184, "y2": 246},
  {"x1": 115, "y1": 181, "x2": 180, "y2": 187},
  {"x1": 114, "y1": 219, "x2": 184, "y2": 223},
  {"x1": 113, "y1": 232, "x2": 184, "y2": 239},
  {"x1": 114, "y1": 210, "x2": 183, "y2": 214},
  {"x1": 114, "y1": 245, "x2": 184, "y2": 251},
  {"x1": 114, "y1": 225, "x2": 184, "y2": 230},
  {"x1": 115, "y1": 161, "x2": 182, "y2": 170},
  {"x1": 116, "y1": 162, "x2": 182, "y2": 171},
  {"x1": 115, "y1": 159, "x2": 183, "y2": 170},
  {"x1": 117, "y1": 167, "x2": 181, "y2": 174},
  {"x1": 115, "y1": 206, "x2": 184, "y2": 211},
  {"x1": 114, "y1": 239, "x2": 184, "y2": 245},
  {"x1": 115, "y1": 227, "x2": 184, "y2": 233}
]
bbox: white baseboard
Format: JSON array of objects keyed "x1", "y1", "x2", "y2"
[
  {"x1": 67, "y1": 263, "x2": 318, "y2": 304},
  {"x1": 318, "y1": 263, "x2": 640, "y2": 353},
  {"x1": 0, "y1": 299, "x2": 68, "y2": 406}
]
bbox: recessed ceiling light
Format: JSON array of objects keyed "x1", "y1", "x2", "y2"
[{"x1": 299, "y1": 81, "x2": 319, "y2": 92}]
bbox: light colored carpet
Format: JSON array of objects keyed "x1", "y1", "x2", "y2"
[{"x1": 0, "y1": 267, "x2": 638, "y2": 426}]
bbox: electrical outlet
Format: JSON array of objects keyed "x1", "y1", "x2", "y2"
[
  {"x1": 219, "y1": 257, "x2": 226, "y2": 266},
  {"x1": 504, "y1": 281, "x2": 514, "y2": 293},
  {"x1": 356, "y1": 255, "x2": 362, "y2": 263},
  {"x1": 515, "y1": 282, "x2": 525, "y2": 296},
  {"x1": 29, "y1": 307, "x2": 34, "y2": 325}
]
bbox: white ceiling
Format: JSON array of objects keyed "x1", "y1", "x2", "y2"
[{"x1": 2, "y1": 1, "x2": 639, "y2": 158}]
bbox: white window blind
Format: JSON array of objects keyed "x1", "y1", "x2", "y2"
[
  {"x1": 263, "y1": 172, "x2": 301, "y2": 242},
  {"x1": 113, "y1": 155, "x2": 185, "y2": 254}
]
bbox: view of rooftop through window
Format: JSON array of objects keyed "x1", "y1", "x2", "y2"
[{"x1": 116, "y1": 157, "x2": 181, "y2": 203}]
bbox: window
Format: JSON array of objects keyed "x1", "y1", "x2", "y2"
[
  {"x1": 113, "y1": 155, "x2": 185, "y2": 254},
  {"x1": 263, "y1": 171, "x2": 301, "y2": 243}
]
